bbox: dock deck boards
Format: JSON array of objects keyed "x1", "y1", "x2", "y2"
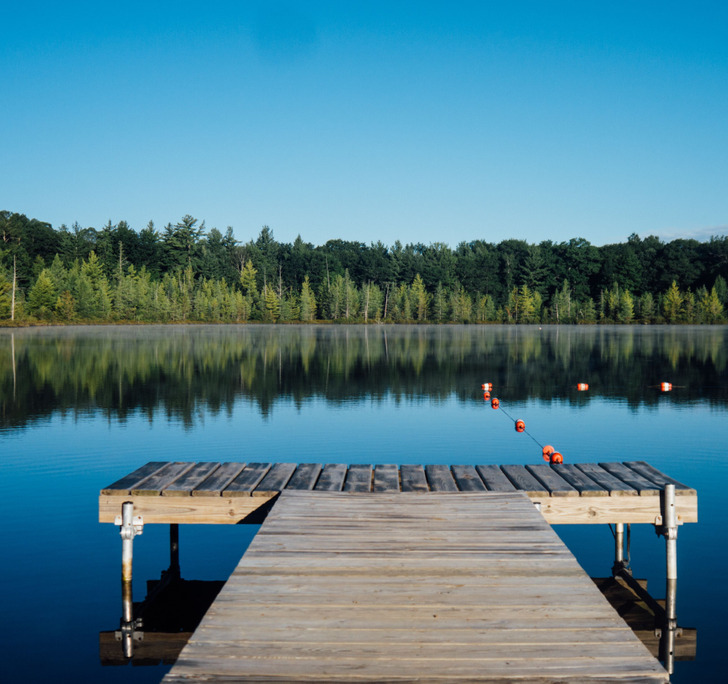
[
  {"x1": 99, "y1": 461, "x2": 698, "y2": 526},
  {"x1": 163, "y1": 491, "x2": 668, "y2": 683}
]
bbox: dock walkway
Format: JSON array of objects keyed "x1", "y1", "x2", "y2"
[{"x1": 163, "y1": 491, "x2": 668, "y2": 682}]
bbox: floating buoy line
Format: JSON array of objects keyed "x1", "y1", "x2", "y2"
[
  {"x1": 481, "y1": 381, "x2": 567, "y2": 464},
  {"x1": 481, "y1": 379, "x2": 680, "y2": 464}
]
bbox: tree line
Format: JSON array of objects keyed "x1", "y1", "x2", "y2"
[{"x1": 1, "y1": 210, "x2": 726, "y2": 324}]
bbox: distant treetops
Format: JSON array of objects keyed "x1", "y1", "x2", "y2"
[{"x1": 1, "y1": 210, "x2": 726, "y2": 324}]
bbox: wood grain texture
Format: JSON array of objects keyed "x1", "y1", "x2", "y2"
[
  {"x1": 526, "y1": 464, "x2": 578, "y2": 496},
  {"x1": 575, "y1": 463, "x2": 639, "y2": 496},
  {"x1": 425, "y1": 464, "x2": 458, "y2": 492},
  {"x1": 163, "y1": 491, "x2": 668, "y2": 683},
  {"x1": 254, "y1": 462, "x2": 297, "y2": 496},
  {"x1": 400, "y1": 464, "x2": 428, "y2": 492},
  {"x1": 623, "y1": 461, "x2": 696, "y2": 495},
  {"x1": 100, "y1": 462, "x2": 698, "y2": 524},
  {"x1": 98, "y1": 494, "x2": 273, "y2": 524},
  {"x1": 501, "y1": 464, "x2": 549, "y2": 495},
  {"x1": 224, "y1": 463, "x2": 271, "y2": 496},
  {"x1": 192, "y1": 463, "x2": 246, "y2": 497},
  {"x1": 101, "y1": 461, "x2": 168, "y2": 495},
  {"x1": 285, "y1": 462, "x2": 322, "y2": 491},
  {"x1": 131, "y1": 462, "x2": 196, "y2": 496},
  {"x1": 476, "y1": 464, "x2": 517, "y2": 492},
  {"x1": 343, "y1": 464, "x2": 372, "y2": 492},
  {"x1": 551, "y1": 463, "x2": 609, "y2": 496},
  {"x1": 599, "y1": 463, "x2": 662, "y2": 496},
  {"x1": 163, "y1": 462, "x2": 221, "y2": 496},
  {"x1": 372, "y1": 464, "x2": 399, "y2": 492},
  {"x1": 451, "y1": 464, "x2": 487, "y2": 491},
  {"x1": 314, "y1": 463, "x2": 347, "y2": 491}
]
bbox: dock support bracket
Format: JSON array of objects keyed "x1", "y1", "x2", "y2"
[{"x1": 115, "y1": 502, "x2": 144, "y2": 658}]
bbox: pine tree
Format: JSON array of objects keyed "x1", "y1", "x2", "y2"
[
  {"x1": 27, "y1": 269, "x2": 57, "y2": 319},
  {"x1": 410, "y1": 273, "x2": 430, "y2": 321},
  {"x1": 55, "y1": 291, "x2": 77, "y2": 320},
  {"x1": 0, "y1": 273, "x2": 12, "y2": 319},
  {"x1": 262, "y1": 284, "x2": 280, "y2": 322},
  {"x1": 299, "y1": 275, "x2": 317, "y2": 321},
  {"x1": 698, "y1": 286, "x2": 724, "y2": 323},
  {"x1": 432, "y1": 283, "x2": 448, "y2": 323},
  {"x1": 617, "y1": 289, "x2": 634, "y2": 323},
  {"x1": 639, "y1": 292, "x2": 656, "y2": 323},
  {"x1": 663, "y1": 281, "x2": 683, "y2": 323}
]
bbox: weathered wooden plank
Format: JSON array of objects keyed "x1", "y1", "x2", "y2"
[
  {"x1": 475, "y1": 464, "x2": 517, "y2": 492},
  {"x1": 373, "y1": 464, "x2": 399, "y2": 492},
  {"x1": 163, "y1": 462, "x2": 221, "y2": 496},
  {"x1": 314, "y1": 463, "x2": 347, "y2": 492},
  {"x1": 192, "y1": 462, "x2": 246, "y2": 497},
  {"x1": 224, "y1": 463, "x2": 272, "y2": 497},
  {"x1": 551, "y1": 464, "x2": 609, "y2": 496},
  {"x1": 575, "y1": 463, "x2": 638, "y2": 496},
  {"x1": 425, "y1": 464, "x2": 458, "y2": 492},
  {"x1": 101, "y1": 461, "x2": 169, "y2": 495},
  {"x1": 532, "y1": 493, "x2": 697, "y2": 525},
  {"x1": 400, "y1": 464, "x2": 428, "y2": 492},
  {"x1": 526, "y1": 464, "x2": 578, "y2": 497},
  {"x1": 501, "y1": 464, "x2": 549, "y2": 496},
  {"x1": 451, "y1": 464, "x2": 487, "y2": 492},
  {"x1": 343, "y1": 464, "x2": 372, "y2": 492},
  {"x1": 285, "y1": 463, "x2": 323, "y2": 491},
  {"x1": 623, "y1": 461, "x2": 696, "y2": 495},
  {"x1": 98, "y1": 493, "x2": 273, "y2": 524},
  {"x1": 599, "y1": 462, "x2": 661, "y2": 496},
  {"x1": 254, "y1": 462, "x2": 297, "y2": 497},
  {"x1": 164, "y1": 491, "x2": 668, "y2": 683},
  {"x1": 132, "y1": 462, "x2": 196, "y2": 496}
]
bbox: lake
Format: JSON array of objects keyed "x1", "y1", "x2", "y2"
[{"x1": 0, "y1": 324, "x2": 726, "y2": 683}]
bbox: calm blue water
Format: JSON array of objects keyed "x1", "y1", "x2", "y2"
[{"x1": 0, "y1": 325, "x2": 725, "y2": 682}]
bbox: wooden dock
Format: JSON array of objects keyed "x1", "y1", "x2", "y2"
[
  {"x1": 99, "y1": 460, "x2": 698, "y2": 526},
  {"x1": 162, "y1": 491, "x2": 669, "y2": 682}
]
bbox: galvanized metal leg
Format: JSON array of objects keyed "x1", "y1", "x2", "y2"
[
  {"x1": 611, "y1": 522, "x2": 632, "y2": 576},
  {"x1": 660, "y1": 484, "x2": 679, "y2": 675},
  {"x1": 115, "y1": 502, "x2": 144, "y2": 658},
  {"x1": 663, "y1": 485, "x2": 678, "y2": 583}
]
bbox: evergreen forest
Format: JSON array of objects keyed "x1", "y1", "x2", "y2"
[{"x1": 1, "y1": 210, "x2": 726, "y2": 325}]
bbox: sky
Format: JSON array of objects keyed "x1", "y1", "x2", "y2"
[{"x1": 2, "y1": 1, "x2": 727, "y2": 248}]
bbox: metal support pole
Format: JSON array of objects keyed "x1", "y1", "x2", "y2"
[
  {"x1": 659, "y1": 577, "x2": 678, "y2": 675},
  {"x1": 664, "y1": 484, "x2": 678, "y2": 582},
  {"x1": 660, "y1": 484, "x2": 678, "y2": 675},
  {"x1": 115, "y1": 502, "x2": 144, "y2": 658},
  {"x1": 612, "y1": 522, "x2": 624, "y2": 576}
]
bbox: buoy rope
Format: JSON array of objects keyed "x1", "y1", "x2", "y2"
[{"x1": 496, "y1": 401, "x2": 544, "y2": 449}]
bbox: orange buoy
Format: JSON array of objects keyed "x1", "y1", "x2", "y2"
[
  {"x1": 481, "y1": 383, "x2": 493, "y2": 391},
  {"x1": 550, "y1": 452, "x2": 563, "y2": 464},
  {"x1": 491, "y1": 397, "x2": 500, "y2": 409},
  {"x1": 483, "y1": 391, "x2": 491, "y2": 400},
  {"x1": 577, "y1": 383, "x2": 589, "y2": 391},
  {"x1": 542, "y1": 445, "x2": 554, "y2": 462},
  {"x1": 661, "y1": 382, "x2": 673, "y2": 392},
  {"x1": 515, "y1": 419, "x2": 525, "y2": 433}
]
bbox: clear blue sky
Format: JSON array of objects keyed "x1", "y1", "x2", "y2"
[{"x1": 2, "y1": 1, "x2": 726, "y2": 247}]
